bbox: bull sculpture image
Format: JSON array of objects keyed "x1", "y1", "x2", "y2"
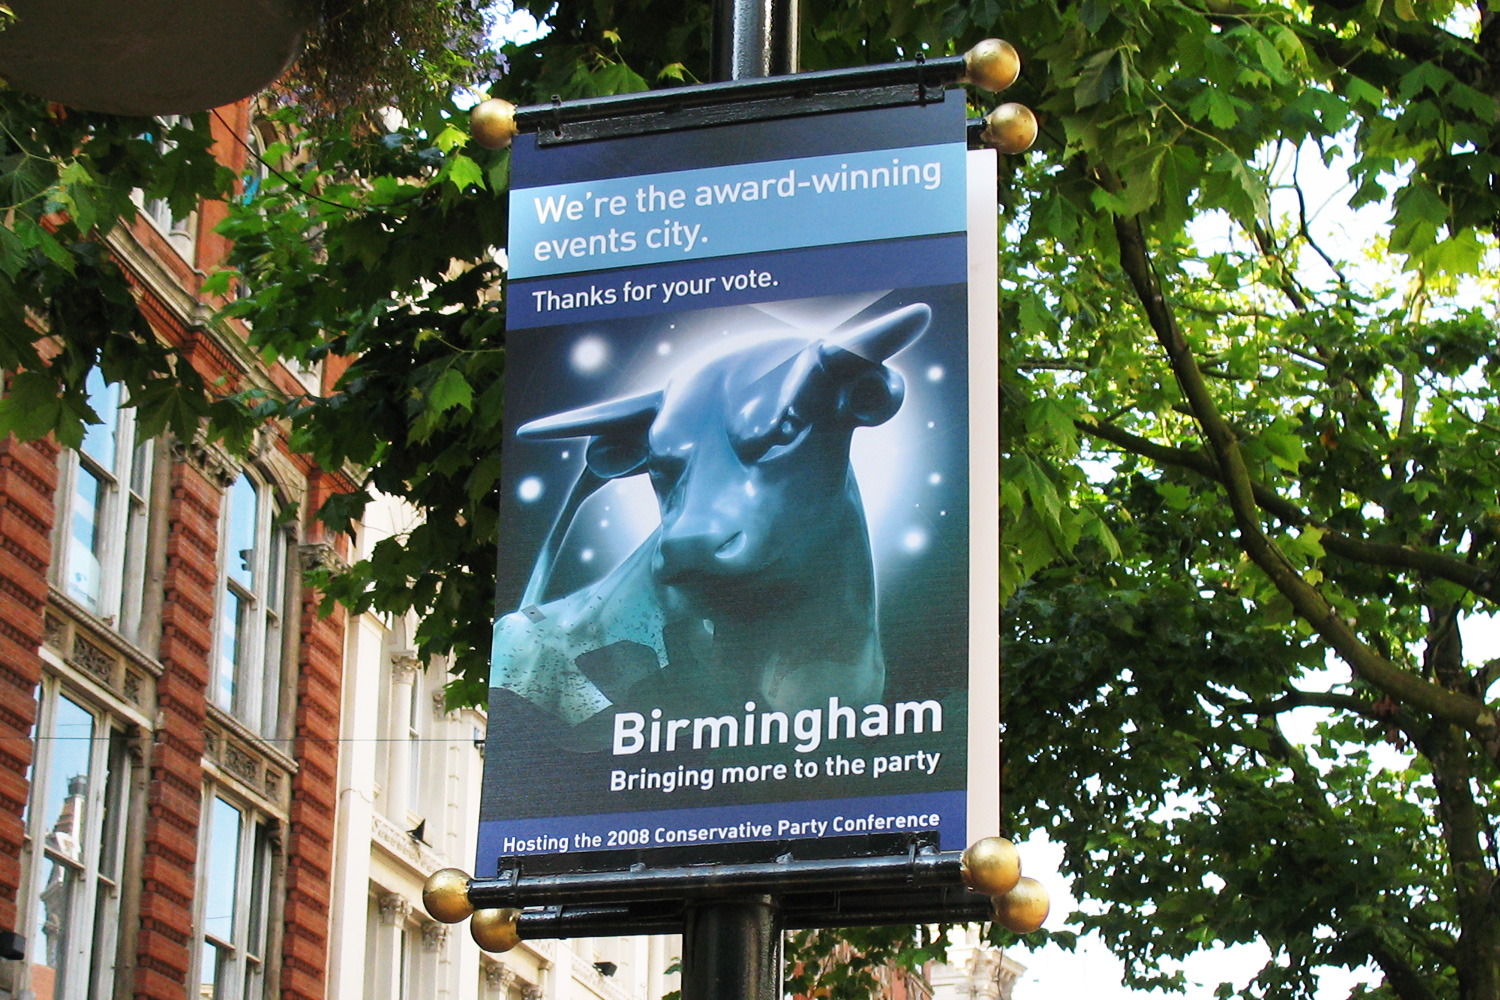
[{"x1": 491, "y1": 301, "x2": 932, "y2": 730}]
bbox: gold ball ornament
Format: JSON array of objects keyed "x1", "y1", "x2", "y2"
[
  {"x1": 470, "y1": 908, "x2": 523, "y2": 953},
  {"x1": 961, "y1": 837, "x2": 1022, "y2": 897},
  {"x1": 982, "y1": 103, "x2": 1038, "y2": 155},
  {"x1": 965, "y1": 38, "x2": 1022, "y2": 93},
  {"x1": 422, "y1": 868, "x2": 474, "y2": 924},
  {"x1": 470, "y1": 98, "x2": 518, "y2": 150},
  {"x1": 992, "y1": 876, "x2": 1050, "y2": 934}
]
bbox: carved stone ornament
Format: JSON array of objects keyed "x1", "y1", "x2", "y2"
[
  {"x1": 43, "y1": 614, "x2": 65, "y2": 650},
  {"x1": 224, "y1": 742, "x2": 260, "y2": 784},
  {"x1": 390, "y1": 650, "x2": 421, "y2": 684},
  {"x1": 70, "y1": 634, "x2": 113, "y2": 682},
  {"x1": 378, "y1": 892, "x2": 412, "y2": 925},
  {"x1": 170, "y1": 431, "x2": 240, "y2": 489},
  {"x1": 298, "y1": 540, "x2": 348, "y2": 575},
  {"x1": 431, "y1": 689, "x2": 449, "y2": 721},
  {"x1": 421, "y1": 922, "x2": 448, "y2": 952},
  {"x1": 521, "y1": 985, "x2": 543, "y2": 1000},
  {"x1": 484, "y1": 964, "x2": 517, "y2": 991}
]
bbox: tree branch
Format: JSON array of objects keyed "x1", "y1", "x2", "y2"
[
  {"x1": 1077, "y1": 418, "x2": 1500, "y2": 606},
  {"x1": 1109, "y1": 210, "x2": 1499, "y2": 753},
  {"x1": 1345, "y1": 927, "x2": 1442, "y2": 1000}
]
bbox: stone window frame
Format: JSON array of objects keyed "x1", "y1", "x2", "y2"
[
  {"x1": 211, "y1": 464, "x2": 296, "y2": 740},
  {"x1": 133, "y1": 115, "x2": 199, "y2": 262},
  {"x1": 192, "y1": 787, "x2": 278, "y2": 1000},
  {"x1": 16, "y1": 674, "x2": 136, "y2": 1000},
  {"x1": 50, "y1": 368, "x2": 154, "y2": 641}
]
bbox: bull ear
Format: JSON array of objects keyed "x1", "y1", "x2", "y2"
[
  {"x1": 839, "y1": 367, "x2": 906, "y2": 427},
  {"x1": 831, "y1": 302, "x2": 931, "y2": 363},
  {"x1": 517, "y1": 391, "x2": 662, "y2": 480}
]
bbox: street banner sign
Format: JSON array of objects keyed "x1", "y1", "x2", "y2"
[{"x1": 478, "y1": 97, "x2": 998, "y2": 877}]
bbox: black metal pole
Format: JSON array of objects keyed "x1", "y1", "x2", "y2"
[
  {"x1": 681, "y1": 896, "x2": 783, "y2": 1000},
  {"x1": 711, "y1": 0, "x2": 797, "y2": 80},
  {"x1": 684, "y1": 5, "x2": 795, "y2": 999}
]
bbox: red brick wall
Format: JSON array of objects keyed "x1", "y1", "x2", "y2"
[
  {"x1": 0, "y1": 435, "x2": 57, "y2": 936},
  {"x1": 133, "y1": 459, "x2": 221, "y2": 999},
  {"x1": 281, "y1": 580, "x2": 345, "y2": 1000}
]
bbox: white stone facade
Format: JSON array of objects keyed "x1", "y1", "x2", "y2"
[{"x1": 327, "y1": 494, "x2": 681, "y2": 1000}]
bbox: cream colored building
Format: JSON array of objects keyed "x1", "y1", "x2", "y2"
[
  {"x1": 327, "y1": 496, "x2": 681, "y2": 1000},
  {"x1": 928, "y1": 927, "x2": 1024, "y2": 1000}
]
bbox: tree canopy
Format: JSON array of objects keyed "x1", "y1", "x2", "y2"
[{"x1": 4, "y1": 0, "x2": 1500, "y2": 996}]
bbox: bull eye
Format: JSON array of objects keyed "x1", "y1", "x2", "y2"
[
  {"x1": 649, "y1": 452, "x2": 686, "y2": 491},
  {"x1": 754, "y1": 412, "x2": 809, "y2": 463}
]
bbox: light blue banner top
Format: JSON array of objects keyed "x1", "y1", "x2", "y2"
[{"x1": 508, "y1": 141, "x2": 967, "y2": 280}]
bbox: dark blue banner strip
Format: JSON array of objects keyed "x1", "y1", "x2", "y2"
[
  {"x1": 511, "y1": 99, "x2": 967, "y2": 188},
  {"x1": 506, "y1": 233, "x2": 967, "y2": 330},
  {"x1": 475, "y1": 790, "x2": 966, "y2": 868}
]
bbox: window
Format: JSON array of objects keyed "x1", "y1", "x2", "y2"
[
  {"x1": 198, "y1": 796, "x2": 273, "y2": 1000},
  {"x1": 138, "y1": 116, "x2": 198, "y2": 261},
  {"x1": 54, "y1": 370, "x2": 153, "y2": 639},
  {"x1": 240, "y1": 125, "x2": 271, "y2": 206},
  {"x1": 21, "y1": 683, "x2": 131, "y2": 1000},
  {"x1": 214, "y1": 471, "x2": 290, "y2": 738}
]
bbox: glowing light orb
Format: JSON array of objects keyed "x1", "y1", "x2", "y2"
[
  {"x1": 517, "y1": 477, "x2": 544, "y2": 502},
  {"x1": 571, "y1": 337, "x2": 609, "y2": 374}
]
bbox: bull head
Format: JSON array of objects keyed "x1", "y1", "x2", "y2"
[{"x1": 517, "y1": 302, "x2": 931, "y2": 589}]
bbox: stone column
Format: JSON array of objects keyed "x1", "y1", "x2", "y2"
[
  {"x1": 375, "y1": 893, "x2": 412, "y2": 998},
  {"x1": 386, "y1": 651, "x2": 420, "y2": 821}
]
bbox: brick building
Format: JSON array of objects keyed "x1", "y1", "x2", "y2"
[
  {"x1": 0, "y1": 100, "x2": 350, "y2": 1000},
  {"x1": 0, "y1": 101, "x2": 677, "y2": 1000}
]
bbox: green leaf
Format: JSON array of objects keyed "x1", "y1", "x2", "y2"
[
  {"x1": 446, "y1": 153, "x2": 485, "y2": 191},
  {"x1": 200, "y1": 269, "x2": 236, "y2": 296},
  {"x1": 1344, "y1": 75, "x2": 1385, "y2": 108},
  {"x1": 1075, "y1": 48, "x2": 1126, "y2": 108},
  {"x1": 434, "y1": 123, "x2": 468, "y2": 152},
  {"x1": 427, "y1": 368, "x2": 473, "y2": 413}
]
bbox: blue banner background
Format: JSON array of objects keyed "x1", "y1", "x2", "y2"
[
  {"x1": 506, "y1": 234, "x2": 967, "y2": 329},
  {"x1": 476, "y1": 790, "x2": 966, "y2": 870},
  {"x1": 508, "y1": 143, "x2": 967, "y2": 278}
]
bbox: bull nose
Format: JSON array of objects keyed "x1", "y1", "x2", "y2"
[{"x1": 656, "y1": 529, "x2": 747, "y2": 579}]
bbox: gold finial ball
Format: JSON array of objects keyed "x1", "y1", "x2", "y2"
[
  {"x1": 992, "y1": 876, "x2": 1050, "y2": 934},
  {"x1": 470, "y1": 907, "x2": 523, "y2": 953},
  {"x1": 961, "y1": 837, "x2": 1022, "y2": 897},
  {"x1": 965, "y1": 38, "x2": 1021, "y2": 93},
  {"x1": 470, "y1": 98, "x2": 518, "y2": 150},
  {"x1": 422, "y1": 868, "x2": 474, "y2": 924},
  {"x1": 983, "y1": 103, "x2": 1038, "y2": 155}
]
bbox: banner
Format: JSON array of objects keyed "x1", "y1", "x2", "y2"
[{"x1": 478, "y1": 98, "x2": 997, "y2": 875}]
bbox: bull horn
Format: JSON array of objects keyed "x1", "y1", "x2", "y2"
[
  {"x1": 831, "y1": 303, "x2": 931, "y2": 363},
  {"x1": 517, "y1": 391, "x2": 663, "y2": 440}
]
